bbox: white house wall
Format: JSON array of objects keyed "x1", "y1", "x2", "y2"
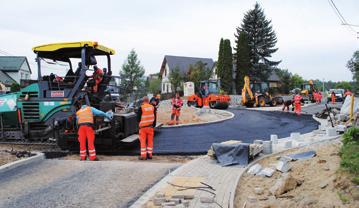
[{"x1": 161, "y1": 63, "x2": 173, "y2": 94}]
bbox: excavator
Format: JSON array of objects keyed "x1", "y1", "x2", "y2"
[
  {"x1": 300, "y1": 80, "x2": 316, "y2": 103},
  {"x1": 187, "y1": 79, "x2": 230, "y2": 109},
  {"x1": 241, "y1": 76, "x2": 283, "y2": 107},
  {"x1": 0, "y1": 41, "x2": 139, "y2": 150}
]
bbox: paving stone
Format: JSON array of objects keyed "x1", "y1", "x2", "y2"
[
  {"x1": 247, "y1": 164, "x2": 262, "y2": 175},
  {"x1": 199, "y1": 196, "x2": 214, "y2": 203},
  {"x1": 276, "y1": 160, "x2": 292, "y2": 173},
  {"x1": 270, "y1": 173, "x2": 299, "y2": 197},
  {"x1": 326, "y1": 128, "x2": 337, "y2": 137},
  {"x1": 153, "y1": 197, "x2": 166, "y2": 206},
  {"x1": 290, "y1": 132, "x2": 301, "y2": 140},
  {"x1": 254, "y1": 187, "x2": 263, "y2": 195},
  {"x1": 162, "y1": 201, "x2": 176, "y2": 206},
  {"x1": 155, "y1": 192, "x2": 165, "y2": 198},
  {"x1": 168, "y1": 198, "x2": 181, "y2": 204},
  {"x1": 247, "y1": 196, "x2": 257, "y2": 203},
  {"x1": 262, "y1": 141, "x2": 273, "y2": 154},
  {"x1": 319, "y1": 181, "x2": 328, "y2": 189},
  {"x1": 284, "y1": 140, "x2": 292, "y2": 148},
  {"x1": 181, "y1": 200, "x2": 190, "y2": 207},
  {"x1": 257, "y1": 167, "x2": 275, "y2": 177},
  {"x1": 270, "y1": 134, "x2": 278, "y2": 144}
]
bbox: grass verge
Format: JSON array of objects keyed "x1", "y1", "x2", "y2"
[{"x1": 340, "y1": 127, "x2": 359, "y2": 185}]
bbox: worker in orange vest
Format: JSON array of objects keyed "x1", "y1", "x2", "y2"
[
  {"x1": 170, "y1": 92, "x2": 183, "y2": 125},
  {"x1": 317, "y1": 91, "x2": 322, "y2": 104},
  {"x1": 331, "y1": 91, "x2": 336, "y2": 104},
  {"x1": 138, "y1": 96, "x2": 155, "y2": 160},
  {"x1": 294, "y1": 93, "x2": 303, "y2": 116},
  {"x1": 76, "y1": 100, "x2": 112, "y2": 161}
]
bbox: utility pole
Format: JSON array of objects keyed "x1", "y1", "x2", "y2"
[{"x1": 322, "y1": 78, "x2": 325, "y2": 92}]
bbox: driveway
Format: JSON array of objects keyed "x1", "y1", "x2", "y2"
[{"x1": 0, "y1": 159, "x2": 178, "y2": 208}]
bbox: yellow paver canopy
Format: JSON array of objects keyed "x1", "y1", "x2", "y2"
[{"x1": 32, "y1": 41, "x2": 115, "y2": 62}]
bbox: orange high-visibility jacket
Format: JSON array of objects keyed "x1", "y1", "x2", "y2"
[
  {"x1": 76, "y1": 106, "x2": 94, "y2": 125},
  {"x1": 139, "y1": 103, "x2": 155, "y2": 128}
]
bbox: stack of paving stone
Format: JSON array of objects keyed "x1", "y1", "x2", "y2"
[{"x1": 145, "y1": 192, "x2": 194, "y2": 208}]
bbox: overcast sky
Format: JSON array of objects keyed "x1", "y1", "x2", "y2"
[{"x1": 1, "y1": 0, "x2": 358, "y2": 81}]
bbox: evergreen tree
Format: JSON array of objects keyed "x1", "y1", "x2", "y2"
[
  {"x1": 216, "y1": 38, "x2": 233, "y2": 93},
  {"x1": 235, "y1": 2, "x2": 280, "y2": 81},
  {"x1": 120, "y1": 49, "x2": 145, "y2": 96},
  {"x1": 234, "y1": 31, "x2": 251, "y2": 93},
  {"x1": 222, "y1": 39, "x2": 233, "y2": 93},
  {"x1": 216, "y1": 38, "x2": 224, "y2": 78}
]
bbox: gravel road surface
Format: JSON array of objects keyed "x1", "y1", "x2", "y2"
[{"x1": 0, "y1": 159, "x2": 178, "y2": 208}]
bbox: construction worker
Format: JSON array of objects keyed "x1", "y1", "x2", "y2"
[
  {"x1": 294, "y1": 92, "x2": 303, "y2": 116},
  {"x1": 317, "y1": 91, "x2": 322, "y2": 104},
  {"x1": 331, "y1": 91, "x2": 336, "y2": 104},
  {"x1": 282, "y1": 99, "x2": 293, "y2": 112},
  {"x1": 76, "y1": 99, "x2": 112, "y2": 161},
  {"x1": 344, "y1": 89, "x2": 352, "y2": 102},
  {"x1": 150, "y1": 93, "x2": 161, "y2": 128},
  {"x1": 138, "y1": 96, "x2": 155, "y2": 160},
  {"x1": 170, "y1": 92, "x2": 183, "y2": 125},
  {"x1": 313, "y1": 91, "x2": 318, "y2": 104},
  {"x1": 92, "y1": 65, "x2": 104, "y2": 93}
]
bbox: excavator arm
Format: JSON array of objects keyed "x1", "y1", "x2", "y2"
[{"x1": 241, "y1": 76, "x2": 254, "y2": 104}]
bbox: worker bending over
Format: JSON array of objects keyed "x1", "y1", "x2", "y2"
[
  {"x1": 138, "y1": 96, "x2": 155, "y2": 160},
  {"x1": 282, "y1": 99, "x2": 293, "y2": 112},
  {"x1": 293, "y1": 93, "x2": 303, "y2": 116},
  {"x1": 170, "y1": 92, "x2": 183, "y2": 125},
  {"x1": 76, "y1": 100, "x2": 112, "y2": 161}
]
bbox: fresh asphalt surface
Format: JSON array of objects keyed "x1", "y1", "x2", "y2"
[{"x1": 150, "y1": 108, "x2": 319, "y2": 154}]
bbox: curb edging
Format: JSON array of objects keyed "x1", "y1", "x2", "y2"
[
  {"x1": 161, "y1": 109, "x2": 235, "y2": 128},
  {"x1": 0, "y1": 152, "x2": 45, "y2": 174}
]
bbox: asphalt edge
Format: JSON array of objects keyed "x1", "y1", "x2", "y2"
[
  {"x1": 161, "y1": 109, "x2": 235, "y2": 128},
  {"x1": 129, "y1": 155, "x2": 206, "y2": 208},
  {"x1": 228, "y1": 135, "x2": 341, "y2": 208},
  {"x1": 0, "y1": 152, "x2": 45, "y2": 174}
]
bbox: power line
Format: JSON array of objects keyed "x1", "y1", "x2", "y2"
[{"x1": 328, "y1": 0, "x2": 358, "y2": 35}]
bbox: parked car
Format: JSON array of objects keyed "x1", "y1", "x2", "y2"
[{"x1": 327, "y1": 89, "x2": 344, "y2": 103}]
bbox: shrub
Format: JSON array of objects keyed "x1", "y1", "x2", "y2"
[{"x1": 340, "y1": 127, "x2": 359, "y2": 184}]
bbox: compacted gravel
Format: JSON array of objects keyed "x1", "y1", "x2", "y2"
[{"x1": 0, "y1": 159, "x2": 179, "y2": 208}]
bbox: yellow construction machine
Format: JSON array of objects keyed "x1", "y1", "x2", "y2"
[{"x1": 241, "y1": 75, "x2": 283, "y2": 107}]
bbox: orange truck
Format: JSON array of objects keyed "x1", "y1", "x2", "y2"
[{"x1": 187, "y1": 80, "x2": 230, "y2": 109}]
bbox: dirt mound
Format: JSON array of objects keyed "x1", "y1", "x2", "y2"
[{"x1": 234, "y1": 140, "x2": 359, "y2": 207}]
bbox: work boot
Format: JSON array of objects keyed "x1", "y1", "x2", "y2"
[
  {"x1": 147, "y1": 153, "x2": 152, "y2": 160},
  {"x1": 139, "y1": 156, "x2": 147, "y2": 160},
  {"x1": 92, "y1": 157, "x2": 100, "y2": 161}
]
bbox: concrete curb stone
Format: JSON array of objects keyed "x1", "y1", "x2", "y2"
[
  {"x1": 0, "y1": 152, "x2": 45, "y2": 174},
  {"x1": 162, "y1": 109, "x2": 235, "y2": 128}
]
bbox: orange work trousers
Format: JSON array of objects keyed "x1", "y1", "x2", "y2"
[
  {"x1": 139, "y1": 127, "x2": 154, "y2": 158},
  {"x1": 170, "y1": 109, "x2": 181, "y2": 124},
  {"x1": 78, "y1": 125, "x2": 97, "y2": 160},
  {"x1": 331, "y1": 95, "x2": 336, "y2": 104},
  {"x1": 294, "y1": 103, "x2": 301, "y2": 115}
]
